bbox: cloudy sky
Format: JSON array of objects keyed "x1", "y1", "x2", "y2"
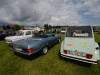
[{"x1": 0, "y1": 0, "x2": 100, "y2": 26}]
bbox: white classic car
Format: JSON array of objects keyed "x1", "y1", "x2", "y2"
[
  {"x1": 60, "y1": 29, "x2": 66, "y2": 33},
  {"x1": 60, "y1": 26, "x2": 100, "y2": 64},
  {"x1": 5, "y1": 30, "x2": 35, "y2": 44}
]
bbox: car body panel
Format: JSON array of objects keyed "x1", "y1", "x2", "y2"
[{"x1": 5, "y1": 30, "x2": 34, "y2": 44}]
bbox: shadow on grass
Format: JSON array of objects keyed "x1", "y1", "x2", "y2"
[
  {"x1": 14, "y1": 51, "x2": 41, "y2": 60},
  {"x1": 58, "y1": 50, "x2": 92, "y2": 67}
]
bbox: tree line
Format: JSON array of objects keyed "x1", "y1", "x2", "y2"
[
  {"x1": 44, "y1": 24, "x2": 61, "y2": 29},
  {"x1": 2, "y1": 24, "x2": 21, "y2": 31}
]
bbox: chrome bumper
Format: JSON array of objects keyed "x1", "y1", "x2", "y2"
[
  {"x1": 61, "y1": 54, "x2": 98, "y2": 64},
  {"x1": 11, "y1": 48, "x2": 39, "y2": 56}
]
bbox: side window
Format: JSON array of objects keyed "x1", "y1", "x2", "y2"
[{"x1": 25, "y1": 31, "x2": 31, "y2": 35}]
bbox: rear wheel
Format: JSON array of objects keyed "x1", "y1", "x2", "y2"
[{"x1": 41, "y1": 46, "x2": 48, "y2": 55}]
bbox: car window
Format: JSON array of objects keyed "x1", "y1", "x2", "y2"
[
  {"x1": 16, "y1": 31, "x2": 24, "y2": 36},
  {"x1": 25, "y1": 31, "x2": 31, "y2": 35},
  {"x1": 66, "y1": 27, "x2": 92, "y2": 37},
  {"x1": 45, "y1": 32, "x2": 54, "y2": 37},
  {"x1": 32, "y1": 33, "x2": 48, "y2": 38}
]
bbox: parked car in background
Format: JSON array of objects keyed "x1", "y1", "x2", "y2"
[
  {"x1": 60, "y1": 29, "x2": 66, "y2": 33},
  {"x1": 60, "y1": 26, "x2": 100, "y2": 64},
  {"x1": 93, "y1": 27, "x2": 100, "y2": 32},
  {"x1": 0, "y1": 30, "x2": 3, "y2": 33},
  {"x1": 10, "y1": 32, "x2": 61, "y2": 56},
  {"x1": 5, "y1": 30, "x2": 35, "y2": 44},
  {"x1": 0, "y1": 30, "x2": 16, "y2": 40}
]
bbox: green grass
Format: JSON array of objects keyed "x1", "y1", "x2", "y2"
[{"x1": 0, "y1": 33, "x2": 100, "y2": 75}]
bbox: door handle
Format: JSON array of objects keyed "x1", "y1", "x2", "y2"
[{"x1": 96, "y1": 47, "x2": 100, "y2": 50}]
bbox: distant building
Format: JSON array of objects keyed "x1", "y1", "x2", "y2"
[
  {"x1": 6, "y1": 24, "x2": 24, "y2": 30},
  {"x1": 24, "y1": 26, "x2": 45, "y2": 31}
]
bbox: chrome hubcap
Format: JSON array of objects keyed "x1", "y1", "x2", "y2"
[{"x1": 43, "y1": 47, "x2": 47, "y2": 53}]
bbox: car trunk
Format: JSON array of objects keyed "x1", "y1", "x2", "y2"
[
  {"x1": 63, "y1": 37, "x2": 95, "y2": 60},
  {"x1": 11, "y1": 38, "x2": 42, "y2": 49}
]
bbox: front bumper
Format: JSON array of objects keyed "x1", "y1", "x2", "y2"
[
  {"x1": 61, "y1": 53, "x2": 98, "y2": 64},
  {"x1": 11, "y1": 48, "x2": 39, "y2": 56},
  {"x1": 6, "y1": 41, "x2": 11, "y2": 44}
]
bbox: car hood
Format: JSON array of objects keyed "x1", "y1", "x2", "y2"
[
  {"x1": 5, "y1": 36, "x2": 25, "y2": 40},
  {"x1": 10, "y1": 38, "x2": 45, "y2": 48}
]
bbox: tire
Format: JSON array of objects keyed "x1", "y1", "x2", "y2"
[
  {"x1": 41, "y1": 46, "x2": 48, "y2": 55},
  {"x1": 58, "y1": 38, "x2": 61, "y2": 43}
]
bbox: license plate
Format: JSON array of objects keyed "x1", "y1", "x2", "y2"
[
  {"x1": 71, "y1": 51, "x2": 76, "y2": 55},
  {"x1": 68, "y1": 50, "x2": 72, "y2": 54},
  {"x1": 70, "y1": 51, "x2": 86, "y2": 57}
]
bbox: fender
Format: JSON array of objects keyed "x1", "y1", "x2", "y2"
[
  {"x1": 60, "y1": 41, "x2": 64, "y2": 54},
  {"x1": 95, "y1": 42, "x2": 100, "y2": 60}
]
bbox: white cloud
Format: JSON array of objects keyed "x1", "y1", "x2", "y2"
[
  {"x1": 79, "y1": 0, "x2": 100, "y2": 17},
  {"x1": 0, "y1": 0, "x2": 100, "y2": 26}
]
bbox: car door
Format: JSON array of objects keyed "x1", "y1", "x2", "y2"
[{"x1": 47, "y1": 34, "x2": 55, "y2": 47}]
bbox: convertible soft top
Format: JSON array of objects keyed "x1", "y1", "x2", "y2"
[{"x1": 67, "y1": 26, "x2": 92, "y2": 30}]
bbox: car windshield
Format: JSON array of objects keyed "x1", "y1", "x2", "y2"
[
  {"x1": 16, "y1": 31, "x2": 24, "y2": 36},
  {"x1": 32, "y1": 31, "x2": 54, "y2": 38},
  {"x1": 66, "y1": 26, "x2": 92, "y2": 37}
]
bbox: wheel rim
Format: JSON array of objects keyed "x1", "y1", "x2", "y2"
[{"x1": 43, "y1": 47, "x2": 48, "y2": 54}]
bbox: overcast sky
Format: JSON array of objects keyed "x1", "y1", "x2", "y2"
[{"x1": 0, "y1": 0, "x2": 100, "y2": 26}]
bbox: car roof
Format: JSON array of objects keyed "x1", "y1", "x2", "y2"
[
  {"x1": 19, "y1": 30, "x2": 34, "y2": 32},
  {"x1": 67, "y1": 26, "x2": 92, "y2": 30}
]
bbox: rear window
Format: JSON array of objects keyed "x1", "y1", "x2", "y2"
[{"x1": 66, "y1": 26, "x2": 92, "y2": 37}]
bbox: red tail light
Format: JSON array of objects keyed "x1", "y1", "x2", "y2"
[
  {"x1": 86, "y1": 54, "x2": 93, "y2": 59},
  {"x1": 64, "y1": 50, "x2": 67, "y2": 54},
  {"x1": 22, "y1": 48, "x2": 34, "y2": 53}
]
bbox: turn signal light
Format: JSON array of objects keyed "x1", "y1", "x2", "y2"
[
  {"x1": 64, "y1": 50, "x2": 67, "y2": 54},
  {"x1": 86, "y1": 54, "x2": 93, "y2": 59},
  {"x1": 22, "y1": 48, "x2": 34, "y2": 53}
]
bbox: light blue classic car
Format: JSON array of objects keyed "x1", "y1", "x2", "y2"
[
  {"x1": 60, "y1": 26, "x2": 100, "y2": 64},
  {"x1": 10, "y1": 32, "x2": 61, "y2": 55}
]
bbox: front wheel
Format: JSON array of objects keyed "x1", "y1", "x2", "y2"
[
  {"x1": 41, "y1": 46, "x2": 48, "y2": 55},
  {"x1": 58, "y1": 38, "x2": 61, "y2": 43}
]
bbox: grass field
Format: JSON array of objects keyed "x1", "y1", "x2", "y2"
[{"x1": 0, "y1": 33, "x2": 100, "y2": 75}]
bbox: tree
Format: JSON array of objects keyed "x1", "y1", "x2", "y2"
[
  {"x1": 44, "y1": 24, "x2": 48, "y2": 29},
  {"x1": 48, "y1": 25, "x2": 52, "y2": 29},
  {"x1": 13, "y1": 25, "x2": 20, "y2": 31},
  {"x1": 6, "y1": 25, "x2": 10, "y2": 30},
  {"x1": 2, "y1": 25, "x2": 6, "y2": 30}
]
